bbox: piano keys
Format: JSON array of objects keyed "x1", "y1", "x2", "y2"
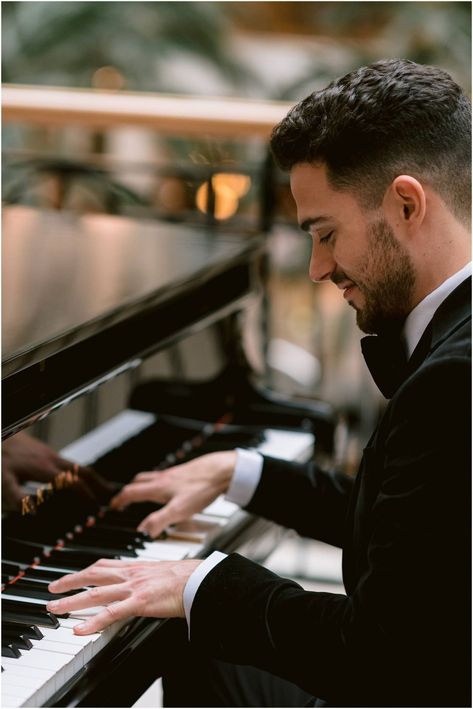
[{"x1": 2, "y1": 410, "x2": 315, "y2": 707}]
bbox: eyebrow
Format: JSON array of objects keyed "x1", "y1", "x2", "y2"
[{"x1": 299, "y1": 216, "x2": 333, "y2": 233}]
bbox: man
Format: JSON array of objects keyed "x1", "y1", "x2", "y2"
[{"x1": 47, "y1": 59, "x2": 471, "y2": 707}]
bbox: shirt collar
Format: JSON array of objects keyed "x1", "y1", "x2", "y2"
[{"x1": 403, "y1": 261, "x2": 472, "y2": 359}]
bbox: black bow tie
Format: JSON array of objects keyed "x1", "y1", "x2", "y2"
[{"x1": 361, "y1": 333, "x2": 408, "y2": 399}]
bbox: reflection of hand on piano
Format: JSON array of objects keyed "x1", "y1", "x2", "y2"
[
  {"x1": 109, "y1": 450, "x2": 238, "y2": 538},
  {"x1": 2, "y1": 431, "x2": 116, "y2": 510},
  {"x1": 47, "y1": 557, "x2": 201, "y2": 634}
]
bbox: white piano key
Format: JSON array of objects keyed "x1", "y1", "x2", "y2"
[
  {"x1": 1, "y1": 682, "x2": 34, "y2": 700},
  {"x1": 1, "y1": 693, "x2": 24, "y2": 707},
  {"x1": 2, "y1": 593, "x2": 47, "y2": 605},
  {"x1": 33, "y1": 563, "x2": 82, "y2": 575},
  {"x1": 2, "y1": 661, "x2": 57, "y2": 707},
  {"x1": 69, "y1": 605, "x2": 106, "y2": 617},
  {"x1": 1, "y1": 657, "x2": 57, "y2": 704},
  {"x1": 58, "y1": 617, "x2": 85, "y2": 629},
  {"x1": 41, "y1": 625, "x2": 95, "y2": 646},
  {"x1": 2, "y1": 664, "x2": 55, "y2": 683},
  {"x1": 2, "y1": 671, "x2": 45, "y2": 690},
  {"x1": 2, "y1": 675, "x2": 49, "y2": 707},
  {"x1": 2, "y1": 647, "x2": 71, "y2": 674},
  {"x1": 30, "y1": 638, "x2": 84, "y2": 655}
]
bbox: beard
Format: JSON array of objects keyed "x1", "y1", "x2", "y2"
[{"x1": 349, "y1": 218, "x2": 416, "y2": 335}]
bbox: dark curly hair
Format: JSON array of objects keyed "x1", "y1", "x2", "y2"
[{"x1": 270, "y1": 59, "x2": 471, "y2": 224}]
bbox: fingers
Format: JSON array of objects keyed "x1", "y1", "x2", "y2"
[
  {"x1": 47, "y1": 558, "x2": 198, "y2": 635},
  {"x1": 71, "y1": 598, "x2": 137, "y2": 636},
  {"x1": 110, "y1": 480, "x2": 163, "y2": 510},
  {"x1": 133, "y1": 471, "x2": 159, "y2": 482},
  {"x1": 137, "y1": 503, "x2": 185, "y2": 537},
  {"x1": 49, "y1": 566, "x2": 124, "y2": 593},
  {"x1": 48, "y1": 583, "x2": 129, "y2": 614},
  {"x1": 48, "y1": 558, "x2": 163, "y2": 592}
]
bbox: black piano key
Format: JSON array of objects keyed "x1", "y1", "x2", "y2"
[
  {"x1": 2, "y1": 538, "x2": 44, "y2": 564},
  {"x1": 93, "y1": 419, "x2": 194, "y2": 481},
  {"x1": 101, "y1": 503, "x2": 161, "y2": 526},
  {"x1": 92, "y1": 522, "x2": 150, "y2": 539},
  {"x1": 20, "y1": 567, "x2": 70, "y2": 583},
  {"x1": 2, "y1": 629, "x2": 33, "y2": 650},
  {"x1": 93, "y1": 521, "x2": 151, "y2": 540},
  {"x1": 56, "y1": 541, "x2": 137, "y2": 558},
  {"x1": 2, "y1": 600, "x2": 64, "y2": 627},
  {"x1": 33, "y1": 558, "x2": 89, "y2": 574},
  {"x1": 18, "y1": 574, "x2": 57, "y2": 586},
  {"x1": 79, "y1": 526, "x2": 146, "y2": 547},
  {"x1": 2, "y1": 620, "x2": 44, "y2": 639},
  {"x1": 3, "y1": 581, "x2": 79, "y2": 602},
  {"x1": 47, "y1": 548, "x2": 116, "y2": 569},
  {"x1": 2, "y1": 642, "x2": 21, "y2": 658},
  {"x1": 2, "y1": 609, "x2": 60, "y2": 629},
  {"x1": 2, "y1": 562, "x2": 21, "y2": 578}
]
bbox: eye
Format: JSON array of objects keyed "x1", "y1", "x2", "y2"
[{"x1": 319, "y1": 231, "x2": 333, "y2": 244}]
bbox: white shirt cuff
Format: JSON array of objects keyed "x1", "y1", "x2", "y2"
[
  {"x1": 225, "y1": 448, "x2": 264, "y2": 507},
  {"x1": 183, "y1": 550, "x2": 227, "y2": 638}
]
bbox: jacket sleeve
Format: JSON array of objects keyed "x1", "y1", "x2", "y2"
[
  {"x1": 244, "y1": 457, "x2": 354, "y2": 547},
  {"x1": 190, "y1": 358, "x2": 471, "y2": 706}
]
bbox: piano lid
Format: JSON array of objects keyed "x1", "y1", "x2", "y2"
[{"x1": 2, "y1": 207, "x2": 264, "y2": 436}]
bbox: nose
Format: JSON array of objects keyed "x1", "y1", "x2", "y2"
[{"x1": 309, "y1": 240, "x2": 336, "y2": 283}]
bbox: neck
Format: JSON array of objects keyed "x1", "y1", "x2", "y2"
[{"x1": 410, "y1": 216, "x2": 471, "y2": 308}]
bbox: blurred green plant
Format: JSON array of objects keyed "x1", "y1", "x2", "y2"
[{"x1": 1, "y1": 1, "x2": 254, "y2": 90}]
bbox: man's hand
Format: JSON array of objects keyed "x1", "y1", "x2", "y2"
[
  {"x1": 46, "y1": 558, "x2": 201, "y2": 634},
  {"x1": 2, "y1": 431, "x2": 115, "y2": 509},
  {"x1": 109, "y1": 451, "x2": 237, "y2": 538}
]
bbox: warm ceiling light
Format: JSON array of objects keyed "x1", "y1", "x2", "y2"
[
  {"x1": 196, "y1": 173, "x2": 251, "y2": 220},
  {"x1": 196, "y1": 181, "x2": 238, "y2": 220},
  {"x1": 216, "y1": 173, "x2": 251, "y2": 197}
]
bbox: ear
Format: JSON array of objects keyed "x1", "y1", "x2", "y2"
[{"x1": 384, "y1": 175, "x2": 426, "y2": 231}]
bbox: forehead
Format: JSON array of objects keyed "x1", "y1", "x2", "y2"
[{"x1": 289, "y1": 162, "x2": 365, "y2": 226}]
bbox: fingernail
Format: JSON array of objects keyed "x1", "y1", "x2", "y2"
[
  {"x1": 47, "y1": 601, "x2": 59, "y2": 611},
  {"x1": 75, "y1": 623, "x2": 89, "y2": 633}
]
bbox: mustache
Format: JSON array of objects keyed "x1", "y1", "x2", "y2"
[{"x1": 331, "y1": 270, "x2": 353, "y2": 286}]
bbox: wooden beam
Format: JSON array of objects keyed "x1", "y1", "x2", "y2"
[{"x1": 2, "y1": 84, "x2": 293, "y2": 138}]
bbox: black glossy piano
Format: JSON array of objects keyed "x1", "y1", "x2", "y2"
[{"x1": 2, "y1": 206, "x2": 335, "y2": 707}]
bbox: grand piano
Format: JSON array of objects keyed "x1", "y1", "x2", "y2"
[{"x1": 2, "y1": 206, "x2": 335, "y2": 707}]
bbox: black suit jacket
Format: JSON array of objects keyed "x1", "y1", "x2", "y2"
[{"x1": 191, "y1": 277, "x2": 471, "y2": 707}]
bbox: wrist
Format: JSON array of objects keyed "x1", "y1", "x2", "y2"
[{"x1": 214, "y1": 450, "x2": 237, "y2": 494}]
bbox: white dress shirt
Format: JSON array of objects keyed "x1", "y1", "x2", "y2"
[{"x1": 183, "y1": 261, "x2": 472, "y2": 635}]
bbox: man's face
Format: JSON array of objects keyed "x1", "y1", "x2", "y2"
[{"x1": 290, "y1": 163, "x2": 416, "y2": 335}]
